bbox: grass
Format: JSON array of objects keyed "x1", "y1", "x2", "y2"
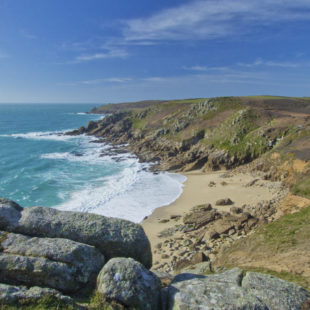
[
  {"x1": 1, "y1": 295, "x2": 75, "y2": 310},
  {"x1": 260, "y1": 206, "x2": 310, "y2": 249},
  {"x1": 242, "y1": 267, "x2": 309, "y2": 290},
  {"x1": 292, "y1": 173, "x2": 310, "y2": 199},
  {"x1": 216, "y1": 206, "x2": 310, "y2": 289},
  {"x1": 131, "y1": 118, "x2": 147, "y2": 130}
]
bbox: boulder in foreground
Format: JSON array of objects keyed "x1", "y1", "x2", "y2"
[
  {"x1": 0, "y1": 232, "x2": 105, "y2": 293},
  {"x1": 167, "y1": 268, "x2": 310, "y2": 310},
  {"x1": 0, "y1": 199, "x2": 152, "y2": 268},
  {"x1": 97, "y1": 257, "x2": 161, "y2": 310}
]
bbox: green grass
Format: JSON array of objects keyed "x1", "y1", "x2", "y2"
[
  {"x1": 292, "y1": 174, "x2": 310, "y2": 199},
  {"x1": 260, "y1": 206, "x2": 310, "y2": 249},
  {"x1": 243, "y1": 268, "x2": 309, "y2": 290},
  {"x1": 1, "y1": 295, "x2": 75, "y2": 310},
  {"x1": 131, "y1": 118, "x2": 147, "y2": 130},
  {"x1": 216, "y1": 206, "x2": 310, "y2": 289}
]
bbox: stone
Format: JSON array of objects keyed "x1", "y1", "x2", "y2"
[
  {"x1": 230, "y1": 206, "x2": 243, "y2": 214},
  {"x1": 243, "y1": 272, "x2": 310, "y2": 310},
  {"x1": 0, "y1": 201, "x2": 151, "y2": 268},
  {"x1": 179, "y1": 262, "x2": 212, "y2": 275},
  {"x1": 0, "y1": 199, "x2": 22, "y2": 231},
  {"x1": 183, "y1": 204, "x2": 220, "y2": 229},
  {"x1": 215, "y1": 198, "x2": 234, "y2": 206},
  {"x1": 167, "y1": 268, "x2": 265, "y2": 309},
  {"x1": 205, "y1": 230, "x2": 220, "y2": 241},
  {"x1": 97, "y1": 257, "x2": 161, "y2": 310},
  {"x1": 191, "y1": 252, "x2": 209, "y2": 265},
  {"x1": 155, "y1": 242, "x2": 162, "y2": 249},
  {"x1": 167, "y1": 269, "x2": 310, "y2": 310},
  {"x1": 0, "y1": 283, "x2": 80, "y2": 308},
  {"x1": 0, "y1": 232, "x2": 105, "y2": 292},
  {"x1": 208, "y1": 181, "x2": 216, "y2": 187},
  {"x1": 159, "y1": 219, "x2": 169, "y2": 223}
]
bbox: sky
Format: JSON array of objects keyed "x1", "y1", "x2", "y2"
[{"x1": 0, "y1": 0, "x2": 310, "y2": 103}]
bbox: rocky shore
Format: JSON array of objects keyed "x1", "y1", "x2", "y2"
[{"x1": 0, "y1": 198, "x2": 309, "y2": 309}]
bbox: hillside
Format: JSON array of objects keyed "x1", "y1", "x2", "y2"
[{"x1": 73, "y1": 96, "x2": 310, "y2": 176}]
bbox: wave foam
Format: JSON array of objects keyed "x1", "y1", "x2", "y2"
[
  {"x1": 55, "y1": 168, "x2": 186, "y2": 223},
  {"x1": 1, "y1": 130, "x2": 75, "y2": 141}
]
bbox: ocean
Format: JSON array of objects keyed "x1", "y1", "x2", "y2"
[{"x1": 0, "y1": 103, "x2": 186, "y2": 223}]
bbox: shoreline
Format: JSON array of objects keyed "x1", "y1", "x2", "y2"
[{"x1": 142, "y1": 169, "x2": 285, "y2": 269}]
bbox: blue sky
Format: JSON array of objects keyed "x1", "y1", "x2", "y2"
[{"x1": 0, "y1": 0, "x2": 310, "y2": 103}]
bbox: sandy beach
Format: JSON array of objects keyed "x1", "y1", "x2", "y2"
[{"x1": 142, "y1": 169, "x2": 284, "y2": 267}]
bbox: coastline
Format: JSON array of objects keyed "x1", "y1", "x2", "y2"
[{"x1": 142, "y1": 169, "x2": 285, "y2": 269}]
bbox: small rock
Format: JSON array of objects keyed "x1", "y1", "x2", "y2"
[
  {"x1": 159, "y1": 219, "x2": 170, "y2": 223},
  {"x1": 208, "y1": 181, "x2": 216, "y2": 187},
  {"x1": 155, "y1": 242, "x2": 162, "y2": 249},
  {"x1": 215, "y1": 198, "x2": 234, "y2": 206},
  {"x1": 230, "y1": 206, "x2": 243, "y2": 214}
]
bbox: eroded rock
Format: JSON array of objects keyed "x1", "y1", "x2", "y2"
[
  {"x1": 0, "y1": 200, "x2": 152, "y2": 268},
  {"x1": 0, "y1": 232, "x2": 105, "y2": 292}
]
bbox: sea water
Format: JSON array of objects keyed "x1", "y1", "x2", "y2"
[{"x1": 0, "y1": 104, "x2": 186, "y2": 223}]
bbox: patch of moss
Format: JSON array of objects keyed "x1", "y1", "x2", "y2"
[
  {"x1": 88, "y1": 292, "x2": 130, "y2": 310},
  {"x1": 1, "y1": 295, "x2": 75, "y2": 310}
]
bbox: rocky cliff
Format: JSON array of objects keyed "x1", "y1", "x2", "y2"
[{"x1": 69, "y1": 96, "x2": 310, "y2": 175}]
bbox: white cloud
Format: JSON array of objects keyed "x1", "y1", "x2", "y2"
[
  {"x1": 183, "y1": 65, "x2": 229, "y2": 72},
  {"x1": 60, "y1": 77, "x2": 132, "y2": 86},
  {"x1": 237, "y1": 58, "x2": 309, "y2": 68},
  {"x1": 122, "y1": 0, "x2": 310, "y2": 42},
  {"x1": 74, "y1": 48, "x2": 128, "y2": 63}
]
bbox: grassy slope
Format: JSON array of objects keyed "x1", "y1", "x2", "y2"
[{"x1": 214, "y1": 206, "x2": 310, "y2": 289}]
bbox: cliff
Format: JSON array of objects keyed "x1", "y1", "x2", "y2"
[{"x1": 70, "y1": 96, "x2": 310, "y2": 177}]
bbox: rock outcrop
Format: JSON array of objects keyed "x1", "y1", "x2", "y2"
[
  {"x1": 167, "y1": 268, "x2": 310, "y2": 310},
  {"x1": 0, "y1": 232, "x2": 105, "y2": 293},
  {"x1": 97, "y1": 257, "x2": 161, "y2": 310},
  {"x1": 0, "y1": 199, "x2": 152, "y2": 268}
]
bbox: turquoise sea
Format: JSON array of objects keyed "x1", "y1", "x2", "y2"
[{"x1": 0, "y1": 104, "x2": 185, "y2": 222}]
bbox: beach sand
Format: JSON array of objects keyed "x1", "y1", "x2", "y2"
[{"x1": 142, "y1": 170, "x2": 283, "y2": 267}]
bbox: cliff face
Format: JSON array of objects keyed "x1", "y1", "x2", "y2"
[{"x1": 70, "y1": 96, "x2": 310, "y2": 174}]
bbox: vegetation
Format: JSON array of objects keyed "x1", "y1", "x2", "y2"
[
  {"x1": 1, "y1": 295, "x2": 75, "y2": 310},
  {"x1": 292, "y1": 173, "x2": 310, "y2": 199},
  {"x1": 215, "y1": 206, "x2": 310, "y2": 289}
]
